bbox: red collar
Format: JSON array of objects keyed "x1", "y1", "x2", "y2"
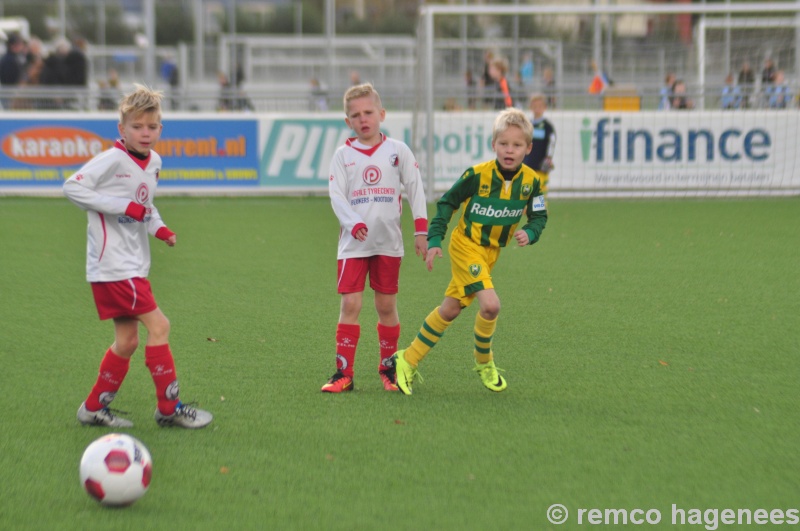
[{"x1": 114, "y1": 139, "x2": 151, "y2": 170}]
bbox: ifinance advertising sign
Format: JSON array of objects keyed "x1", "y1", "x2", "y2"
[{"x1": 567, "y1": 112, "x2": 799, "y2": 191}]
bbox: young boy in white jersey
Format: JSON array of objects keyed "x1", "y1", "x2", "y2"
[
  {"x1": 393, "y1": 108, "x2": 547, "y2": 395},
  {"x1": 322, "y1": 83, "x2": 429, "y2": 393},
  {"x1": 64, "y1": 84, "x2": 212, "y2": 428}
]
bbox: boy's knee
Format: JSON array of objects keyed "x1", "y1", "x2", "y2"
[
  {"x1": 114, "y1": 337, "x2": 139, "y2": 357},
  {"x1": 481, "y1": 302, "x2": 501, "y2": 320}
]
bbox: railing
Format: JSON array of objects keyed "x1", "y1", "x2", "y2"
[{"x1": 0, "y1": 83, "x2": 796, "y2": 114}]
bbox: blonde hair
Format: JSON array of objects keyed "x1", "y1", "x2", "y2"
[
  {"x1": 490, "y1": 57, "x2": 509, "y2": 76},
  {"x1": 529, "y1": 92, "x2": 546, "y2": 106},
  {"x1": 492, "y1": 107, "x2": 533, "y2": 143},
  {"x1": 343, "y1": 82, "x2": 382, "y2": 115},
  {"x1": 119, "y1": 84, "x2": 163, "y2": 124}
]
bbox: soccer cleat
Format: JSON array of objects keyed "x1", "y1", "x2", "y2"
[
  {"x1": 379, "y1": 369, "x2": 399, "y2": 391},
  {"x1": 155, "y1": 401, "x2": 213, "y2": 429},
  {"x1": 321, "y1": 370, "x2": 354, "y2": 393},
  {"x1": 77, "y1": 402, "x2": 134, "y2": 428},
  {"x1": 393, "y1": 350, "x2": 420, "y2": 395},
  {"x1": 473, "y1": 360, "x2": 507, "y2": 392}
]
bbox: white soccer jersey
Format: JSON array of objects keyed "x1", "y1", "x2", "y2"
[
  {"x1": 63, "y1": 140, "x2": 167, "y2": 282},
  {"x1": 329, "y1": 134, "x2": 428, "y2": 259}
]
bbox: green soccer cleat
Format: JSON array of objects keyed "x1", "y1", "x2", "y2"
[
  {"x1": 392, "y1": 350, "x2": 419, "y2": 396},
  {"x1": 473, "y1": 360, "x2": 507, "y2": 392}
]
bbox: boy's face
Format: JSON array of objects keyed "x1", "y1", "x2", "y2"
[
  {"x1": 345, "y1": 95, "x2": 385, "y2": 145},
  {"x1": 530, "y1": 99, "x2": 546, "y2": 118},
  {"x1": 492, "y1": 125, "x2": 532, "y2": 171},
  {"x1": 118, "y1": 111, "x2": 162, "y2": 156}
]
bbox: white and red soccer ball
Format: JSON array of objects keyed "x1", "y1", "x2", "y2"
[{"x1": 79, "y1": 433, "x2": 152, "y2": 506}]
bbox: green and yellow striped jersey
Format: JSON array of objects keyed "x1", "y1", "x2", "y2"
[{"x1": 428, "y1": 159, "x2": 547, "y2": 249}]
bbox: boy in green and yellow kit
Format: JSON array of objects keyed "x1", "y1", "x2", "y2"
[{"x1": 392, "y1": 107, "x2": 548, "y2": 395}]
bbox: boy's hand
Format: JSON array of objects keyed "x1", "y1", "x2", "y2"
[
  {"x1": 425, "y1": 247, "x2": 442, "y2": 272},
  {"x1": 513, "y1": 230, "x2": 530, "y2": 247},
  {"x1": 414, "y1": 234, "x2": 427, "y2": 259},
  {"x1": 351, "y1": 223, "x2": 368, "y2": 242},
  {"x1": 156, "y1": 227, "x2": 177, "y2": 247}
]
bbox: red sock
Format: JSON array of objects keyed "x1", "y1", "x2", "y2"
[
  {"x1": 85, "y1": 348, "x2": 130, "y2": 411},
  {"x1": 377, "y1": 323, "x2": 400, "y2": 373},
  {"x1": 145, "y1": 344, "x2": 180, "y2": 416},
  {"x1": 335, "y1": 323, "x2": 360, "y2": 378}
]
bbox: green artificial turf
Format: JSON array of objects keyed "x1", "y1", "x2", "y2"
[{"x1": 0, "y1": 196, "x2": 798, "y2": 530}]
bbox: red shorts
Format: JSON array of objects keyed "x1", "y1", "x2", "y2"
[
  {"x1": 337, "y1": 256, "x2": 401, "y2": 294},
  {"x1": 91, "y1": 278, "x2": 158, "y2": 320}
]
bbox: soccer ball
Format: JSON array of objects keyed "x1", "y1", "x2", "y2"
[{"x1": 79, "y1": 433, "x2": 152, "y2": 506}]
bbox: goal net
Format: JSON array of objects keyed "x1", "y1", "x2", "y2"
[{"x1": 413, "y1": 2, "x2": 800, "y2": 199}]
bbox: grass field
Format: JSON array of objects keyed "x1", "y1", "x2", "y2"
[{"x1": 1, "y1": 195, "x2": 798, "y2": 530}]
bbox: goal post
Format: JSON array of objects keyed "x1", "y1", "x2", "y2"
[{"x1": 415, "y1": 1, "x2": 800, "y2": 200}]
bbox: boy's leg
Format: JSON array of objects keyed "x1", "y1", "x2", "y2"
[
  {"x1": 137, "y1": 308, "x2": 180, "y2": 415},
  {"x1": 402, "y1": 297, "x2": 461, "y2": 367},
  {"x1": 83, "y1": 318, "x2": 138, "y2": 411},
  {"x1": 138, "y1": 307, "x2": 213, "y2": 427},
  {"x1": 375, "y1": 291, "x2": 400, "y2": 374},
  {"x1": 78, "y1": 319, "x2": 138, "y2": 427},
  {"x1": 472, "y1": 289, "x2": 507, "y2": 392}
]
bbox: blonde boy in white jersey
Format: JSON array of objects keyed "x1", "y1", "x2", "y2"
[
  {"x1": 64, "y1": 84, "x2": 212, "y2": 428},
  {"x1": 322, "y1": 83, "x2": 429, "y2": 392}
]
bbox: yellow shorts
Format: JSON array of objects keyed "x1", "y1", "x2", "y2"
[{"x1": 444, "y1": 230, "x2": 500, "y2": 307}]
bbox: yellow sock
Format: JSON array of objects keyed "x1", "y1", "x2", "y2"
[
  {"x1": 473, "y1": 313, "x2": 497, "y2": 365},
  {"x1": 404, "y1": 307, "x2": 452, "y2": 367}
]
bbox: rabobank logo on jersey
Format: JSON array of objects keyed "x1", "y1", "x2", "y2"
[{"x1": 579, "y1": 116, "x2": 771, "y2": 165}]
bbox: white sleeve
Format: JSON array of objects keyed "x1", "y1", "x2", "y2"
[
  {"x1": 145, "y1": 203, "x2": 167, "y2": 236},
  {"x1": 328, "y1": 149, "x2": 364, "y2": 233},
  {"x1": 397, "y1": 143, "x2": 428, "y2": 234},
  {"x1": 63, "y1": 157, "x2": 130, "y2": 215}
]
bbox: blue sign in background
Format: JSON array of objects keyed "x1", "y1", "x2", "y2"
[{"x1": 0, "y1": 117, "x2": 259, "y2": 187}]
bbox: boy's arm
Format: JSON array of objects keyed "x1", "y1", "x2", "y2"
[
  {"x1": 397, "y1": 143, "x2": 428, "y2": 237},
  {"x1": 328, "y1": 150, "x2": 367, "y2": 237},
  {"x1": 63, "y1": 158, "x2": 145, "y2": 220},
  {"x1": 519, "y1": 180, "x2": 548, "y2": 245},
  {"x1": 427, "y1": 169, "x2": 478, "y2": 249},
  {"x1": 145, "y1": 203, "x2": 175, "y2": 245}
]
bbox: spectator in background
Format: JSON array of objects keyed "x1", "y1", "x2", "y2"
[
  {"x1": 766, "y1": 70, "x2": 791, "y2": 109},
  {"x1": 465, "y1": 68, "x2": 477, "y2": 109},
  {"x1": 98, "y1": 68, "x2": 121, "y2": 111},
  {"x1": 588, "y1": 59, "x2": 611, "y2": 95},
  {"x1": 658, "y1": 72, "x2": 676, "y2": 110},
  {"x1": 761, "y1": 57, "x2": 776, "y2": 85},
  {"x1": 160, "y1": 54, "x2": 180, "y2": 110},
  {"x1": 670, "y1": 79, "x2": 694, "y2": 110},
  {"x1": 0, "y1": 33, "x2": 26, "y2": 108},
  {"x1": 738, "y1": 60, "x2": 755, "y2": 108},
  {"x1": 519, "y1": 51, "x2": 534, "y2": 89},
  {"x1": 39, "y1": 38, "x2": 71, "y2": 109},
  {"x1": 523, "y1": 93, "x2": 556, "y2": 196},
  {"x1": 542, "y1": 66, "x2": 556, "y2": 108},
  {"x1": 488, "y1": 56, "x2": 514, "y2": 109},
  {"x1": 349, "y1": 70, "x2": 361, "y2": 86},
  {"x1": 480, "y1": 49, "x2": 496, "y2": 108},
  {"x1": 720, "y1": 73, "x2": 742, "y2": 110},
  {"x1": 308, "y1": 77, "x2": 328, "y2": 111}
]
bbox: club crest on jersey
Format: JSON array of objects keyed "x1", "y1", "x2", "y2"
[
  {"x1": 522, "y1": 183, "x2": 532, "y2": 197},
  {"x1": 136, "y1": 183, "x2": 150, "y2": 204},
  {"x1": 363, "y1": 165, "x2": 382, "y2": 185},
  {"x1": 469, "y1": 263, "x2": 482, "y2": 277},
  {"x1": 390, "y1": 154, "x2": 399, "y2": 167}
]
